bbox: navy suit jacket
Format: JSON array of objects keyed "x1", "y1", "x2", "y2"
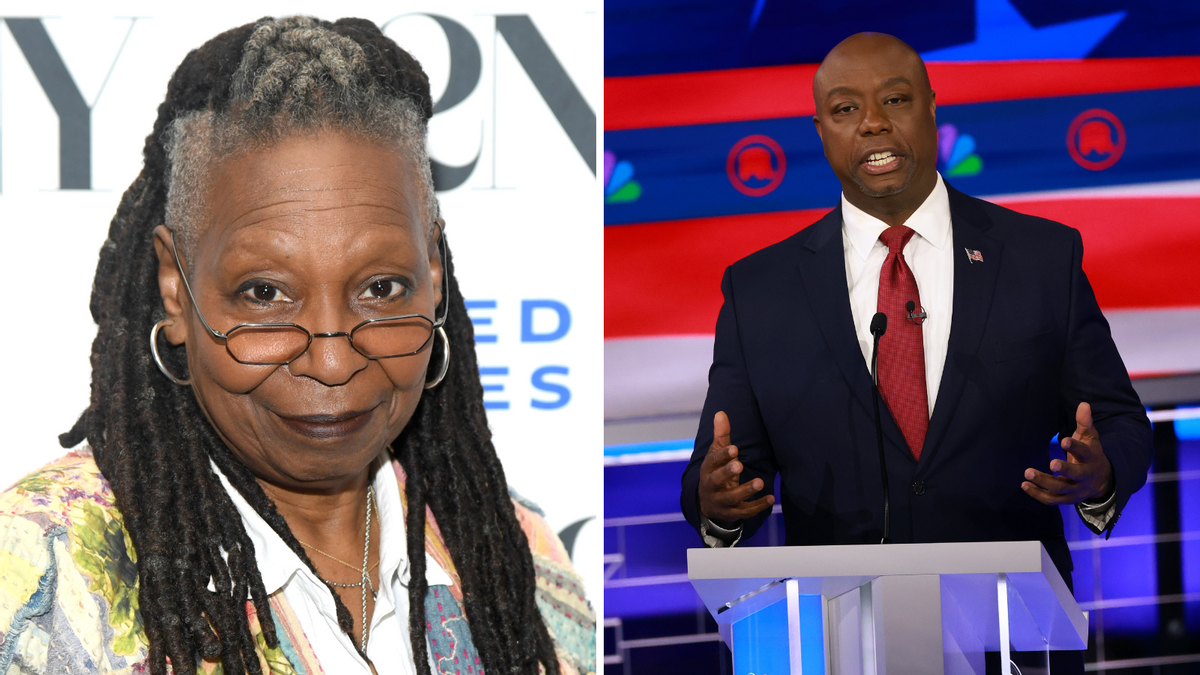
[{"x1": 680, "y1": 184, "x2": 1153, "y2": 583}]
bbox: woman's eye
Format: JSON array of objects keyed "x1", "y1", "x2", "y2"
[
  {"x1": 364, "y1": 279, "x2": 408, "y2": 300},
  {"x1": 240, "y1": 283, "x2": 289, "y2": 303}
]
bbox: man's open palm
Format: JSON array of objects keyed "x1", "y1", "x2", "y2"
[
  {"x1": 1022, "y1": 402, "x2": 1114, "y2": 505},
  {"x1": 698, "y1": 411, "x2": 774, "y2": 526}
]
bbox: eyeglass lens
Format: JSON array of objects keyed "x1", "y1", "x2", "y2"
[{"x1": 225, "y1": 316, "x2": 434, "y2": 365}]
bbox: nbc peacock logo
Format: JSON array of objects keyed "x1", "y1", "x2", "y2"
[
  {"x1": 937, "y1": 123, "x2": 982, "y2": 177},
  {"x1": 604, "y1": 150, "x2": 642, "y2": 204}
]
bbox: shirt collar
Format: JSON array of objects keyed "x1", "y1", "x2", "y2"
[
  {"x1": 373, "y1": 454, "x2": 455, "y2": 589},
  {"x1": 841, "y1": 172, "x2": 951, "y2": 261},
  {"x1": 210, "y1": 455, "x2": 453, "y2": 596}
]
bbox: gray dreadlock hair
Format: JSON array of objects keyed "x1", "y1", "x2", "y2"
[
  {"x1": 60, "y1": 15, "x2": 562, "y2": 675},
  {"x1": 164, "y1": 16, "x2": 437, "y2": 256}
]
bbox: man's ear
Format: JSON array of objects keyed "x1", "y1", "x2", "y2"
[
  {"x1": 152, "y1": 225, "x2": 189, "y2": 345},
  {"x1": 813, "y1": 115, "x2": 823, "y2": 140},
  {"x1": 930, "y1": 89, "x2": 937, "y2": 123},
  {"x1": 429, "y1": 218, "x2": 446, "y2": 310}
]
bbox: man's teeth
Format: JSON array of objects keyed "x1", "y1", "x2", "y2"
[{"x1": 866, "y1": 152, "x2": 896, "y2": 166}]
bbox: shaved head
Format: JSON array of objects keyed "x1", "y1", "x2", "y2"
[
  {"x1": 814, "y1": 33, "x2": 931, "y2": 105},
  {"x1": 811, "y1": 32, "x2": 940, "y2": 225}
]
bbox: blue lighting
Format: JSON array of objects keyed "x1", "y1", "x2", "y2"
[
  {"x1": 1175, "y1": 412, "x2": 1200, "y2": 440},
  {"x1": 604, "y1": 438, "x2": 693, "y2": 457}
]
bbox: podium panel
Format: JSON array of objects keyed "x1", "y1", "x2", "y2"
[
  {"x1": 688, "y1": 541, "x2": 1086, "y2": 675},
  {"x1": 729, "y1": 581, "x2": 827, "y2": 675},
  {"x1": 731, "y1": 588, "x2": 796, "y2": 674}
]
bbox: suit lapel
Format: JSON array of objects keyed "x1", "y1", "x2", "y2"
[
  {"x1": 796, "y1": 206, "x2": 908, "y2": 452},
  {"x1": 920, "y1": 184, "x2": 1004, "y2": 467}
]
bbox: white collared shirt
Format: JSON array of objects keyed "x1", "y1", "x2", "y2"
[
  {"x1": 841, "y1": 172, "x2": 954, "y2": 414},
  {"x1": 212, "y1": 457, "x2": 455, "y2": 674}
]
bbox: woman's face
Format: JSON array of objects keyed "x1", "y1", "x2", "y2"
[{"x1": 153, "y1": 131, "x2": 442, "y2": 492}]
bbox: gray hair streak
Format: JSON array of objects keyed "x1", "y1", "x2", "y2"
[{"x1": 163, "y1": 16, "x2": 437, "y2": 256}]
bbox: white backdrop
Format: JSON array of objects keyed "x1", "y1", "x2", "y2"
[{"x1": 0, "y1": 0, "x2": 602, "y2": 620}]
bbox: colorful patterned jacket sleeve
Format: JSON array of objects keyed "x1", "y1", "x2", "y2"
[
  {"x1": 0, "y1": 452, "x2": 311, "y2": 675},
  {"x1": 514, "y1": 502, "x2": 596, "y2": 675},
  {"x1": 0, "y1": 450, "x2": 150, "y2": 675},
  {"x1": 391, "y1": 461, "x2": 596, "y2": 675}
]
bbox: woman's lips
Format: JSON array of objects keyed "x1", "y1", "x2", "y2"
[{"x1": 277, "y1": 408, "x2": 376, "y2": 440}]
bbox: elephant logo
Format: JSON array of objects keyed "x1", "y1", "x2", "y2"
[
  {"x1": 1067, "y1": 109, "x2": 1126, "y2": 171},
  {"x1": 727, "y1": 134, "x2": 787, "y2": 197}
]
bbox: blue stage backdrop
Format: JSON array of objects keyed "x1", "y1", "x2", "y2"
[{"x1": 603, "y1": 1, "x2": 1200, "y2": 672}]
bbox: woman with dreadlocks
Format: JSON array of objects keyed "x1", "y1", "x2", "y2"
[{"x1": 0, "y1": 15, "x2": 593, "y2": 675}]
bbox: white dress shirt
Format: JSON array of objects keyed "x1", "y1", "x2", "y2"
[
  {"x1": 212, "y1": 456, "x2": 455, "y2": 674},
  {"x1": 842, "y1": 173, "x2": 954, "y2": 414},
  {"x1": 701, "y1": 173, "x2": 1114, "y2": 545}
]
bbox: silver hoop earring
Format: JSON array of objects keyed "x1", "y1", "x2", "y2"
[
  {"x1": 424, "y1": 326, "x2": 450, "y2": 390},
  {"x1": 150, "y1": 319, "x2": 191, "y2": 386}
]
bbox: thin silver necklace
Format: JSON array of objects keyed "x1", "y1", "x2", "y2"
[
  {"x1": 315, "y1": 486, "x2": 374, "y2": 653},
  {"x1": 358, "y1": 485, "x2": 373, "y2": 652}
]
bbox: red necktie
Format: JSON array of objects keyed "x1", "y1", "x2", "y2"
[{"x1": 876, "y1": 225, "x2": 929, "y2": 460}]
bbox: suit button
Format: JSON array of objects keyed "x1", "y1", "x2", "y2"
[{"x1": 911, "y1": 481, "x2": 926, "y2": 496}]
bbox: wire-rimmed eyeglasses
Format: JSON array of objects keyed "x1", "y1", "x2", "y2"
[{"x1": 166, "y1": 227, "x2": 448, "y2": 366}]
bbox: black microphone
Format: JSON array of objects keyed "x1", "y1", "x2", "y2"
[
  {"x1": 869, "y1": 312, "x2": 891, "y2": 544},
  {"x1": 906, "y1": 300, "x2": 927, "y2": 324}
]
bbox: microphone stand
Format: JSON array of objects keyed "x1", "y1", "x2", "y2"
[{"x1": 870, "y1": 312, "x2": 891, "y2": 544}]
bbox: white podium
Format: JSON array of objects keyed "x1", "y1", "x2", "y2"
[{"x1": 688, "y1": 541, "x2": 1087, "y2": 675}]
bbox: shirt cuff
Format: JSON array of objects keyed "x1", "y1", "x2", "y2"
[
  {"x1": 1076, "y1": 488, "x2": 1118, "y2": 535},
  {"x1": 700, "y1": 516, "x2": 743, "y2": 548}
]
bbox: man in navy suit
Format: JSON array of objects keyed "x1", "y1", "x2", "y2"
[{"x1": 679, "y1": 32, "x2": 1153, "y2": 665}]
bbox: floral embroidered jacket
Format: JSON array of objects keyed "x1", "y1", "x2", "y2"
[{"x1": 0, "y1": 449, "x2": 595, "y2": 675}]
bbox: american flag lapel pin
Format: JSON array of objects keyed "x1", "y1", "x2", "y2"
[{"x1": 965, "y1": 248, "x2": 984, "y2": 264}]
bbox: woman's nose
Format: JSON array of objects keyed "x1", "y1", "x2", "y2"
[
  {"x1": 286, "y1": 300, "x2": 370, "y2": 385},
  {"x1": 287, "y1": 331, "x2": 369, "y2": 385}
]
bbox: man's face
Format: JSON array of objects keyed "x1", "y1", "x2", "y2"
[{"x1": 813, "y1": 38, "x2": 938, "y2": 205}]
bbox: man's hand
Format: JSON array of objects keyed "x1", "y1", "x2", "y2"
[
  {"x1": 699, "y1": 411, "x2": 775, "y2": 527},
  {"x1": 1022, "y1": 402, "x2": 1115, "y2": 505}
]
